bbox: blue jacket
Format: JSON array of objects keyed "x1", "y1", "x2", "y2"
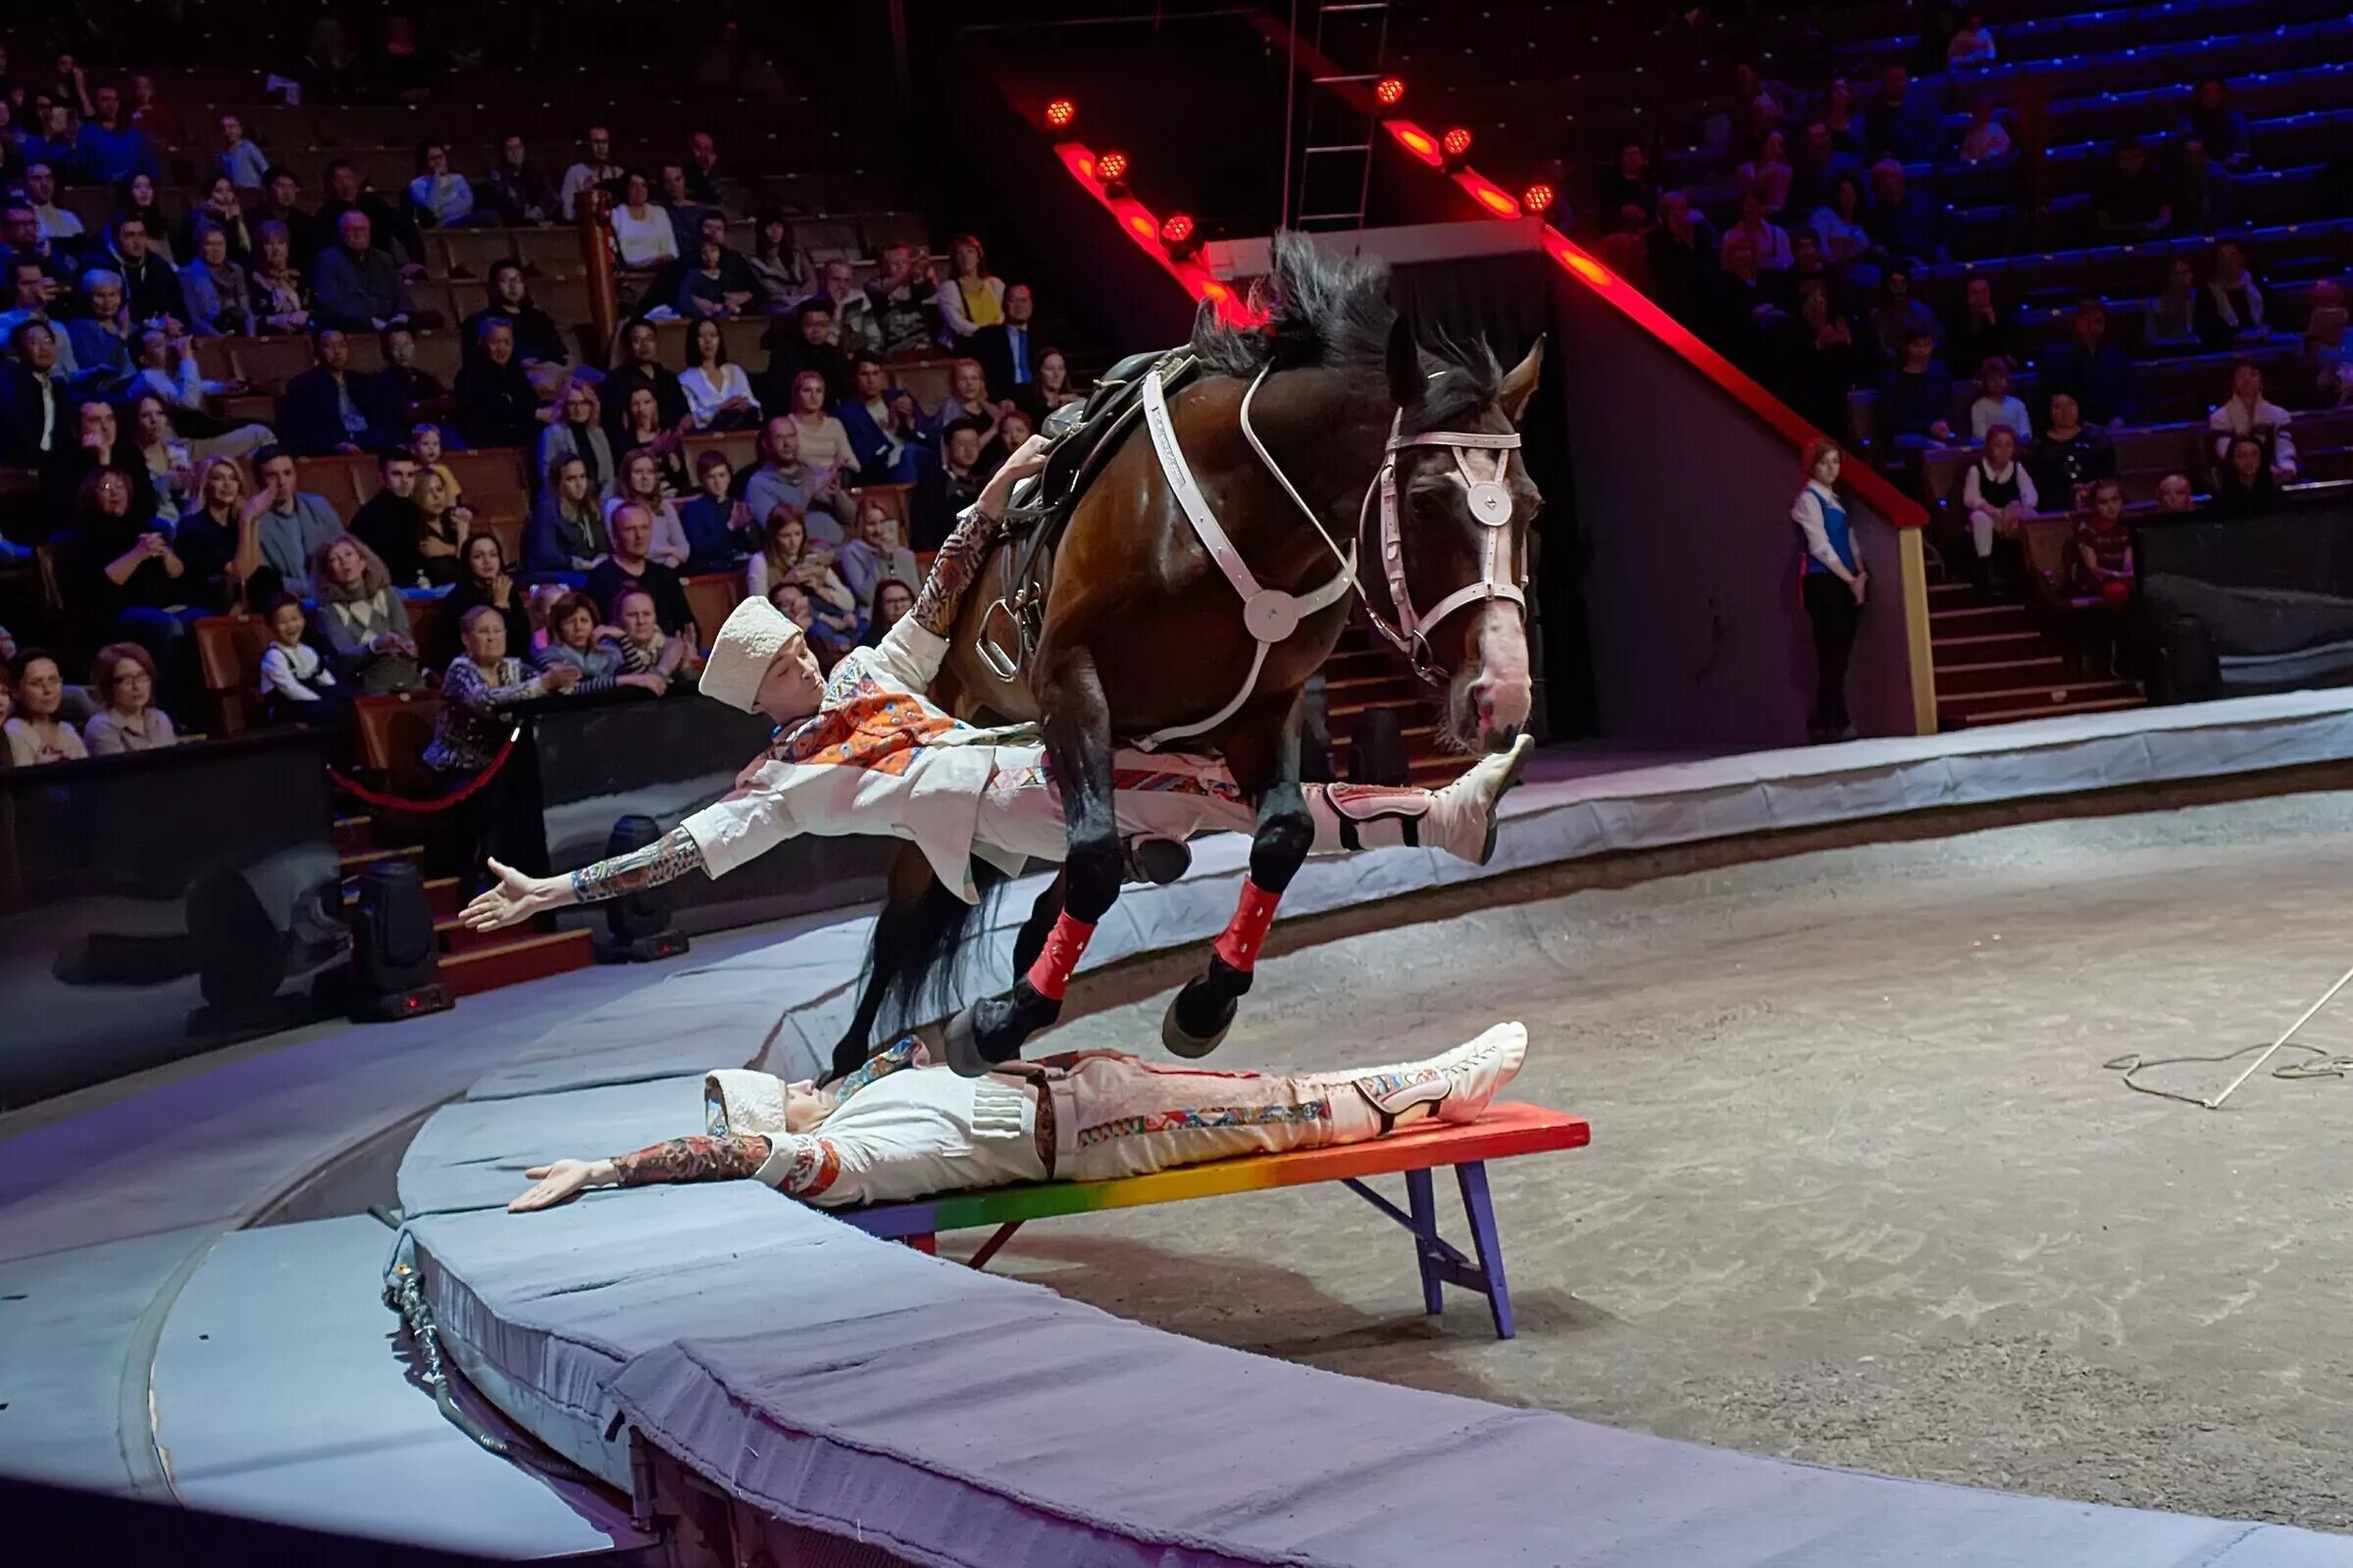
[{"x1": 74, "y1": 122, "x2": 159, "y2": 184}]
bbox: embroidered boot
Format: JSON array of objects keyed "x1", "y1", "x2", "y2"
[{"x1": 1316, "y1": 1022, "x2": 1529, "y2": 1129}]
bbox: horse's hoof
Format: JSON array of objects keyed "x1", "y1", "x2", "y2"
[
  {"x1": 946, "y1": 985, "x2": 1061, "y2": 1077},
  {"x1": 1124, "y1": 835, "x2": 1192, "y2": 885},
  {"x1": 1161, "y1": 983, "x2": 1237, "y2": 1059}
]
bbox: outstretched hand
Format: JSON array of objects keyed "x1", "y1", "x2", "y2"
[
  {"x1": 509, "y1": 1158, "x2": 609, "y2": 1212},
  {"x1": 461, "y1": 857, "x2": 558, "y2": 932}
]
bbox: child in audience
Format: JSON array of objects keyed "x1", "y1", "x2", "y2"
[
  {"x1": 411, "y1": 423, "x2": 462, "y2": 508},
  {"x1": 2154, "y1": 473, "x2": 2198, "y2": 514},
  {"x1": 1960, "y1": 425, "x2": 2037, "y2": 590},
  {"x1": 610, "y1": 586, "x2": 700, "y2": 686},
  {"x1": 257, "y1": 593, "x2": 346, "y2": 723},
  {"x1": 526, "y1": 583, "x2": 568, "y2": 657},
  {"x1": 678, "y1": 450, "x2": 755, "y2": 574},
  {"x1": 1968, "y1": 357, "x2": 2028, "y2": 443},
  {"x1": 2073, "y1": 479, "x2": 2134, "y2": 676}
]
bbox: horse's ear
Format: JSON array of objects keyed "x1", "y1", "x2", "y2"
[
  {"x1": 1385, "y1": 315, "x2": 1423, "y2": 411},
  {"x1": 1498, "y1": 336, "x2": 1545, "y2": 425}
]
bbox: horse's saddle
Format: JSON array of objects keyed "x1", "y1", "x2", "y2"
[{"x1": 974, "y1": 346, "x2": 1201, "y2": 683}]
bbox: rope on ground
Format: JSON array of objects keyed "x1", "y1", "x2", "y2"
[
  {"x1": 326, "y1": 732, "x2": 518, "y2": 814},
  {"x1": 2104, "y1": 1043, "x2": 2353, "y2": 1108}
]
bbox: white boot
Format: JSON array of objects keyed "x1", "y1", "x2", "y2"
[
  {"x1": 1424, "y1": 733, "x2": 1535, "y2": 866},
  {"x1": 1315, "y1": 1021, "x2": 1529, "y2": 1129}
]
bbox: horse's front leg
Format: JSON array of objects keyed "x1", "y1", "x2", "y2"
[
  {"x1": 831, "y1": 840, "x2": 940, "y2": 1082},
  {"x1": 1163, "y1": 693, "x2": 1311, "y2": 1057},
  {"x1": 944, "y1": 645, "x2": 1119, "y2": 1075}
]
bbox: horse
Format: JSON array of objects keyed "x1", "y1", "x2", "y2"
[{"x1": 826, "y1": 234, "x2": 1544, "y2": 1080}]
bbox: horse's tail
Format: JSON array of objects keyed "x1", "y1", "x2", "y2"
[{"x1": 874, "y1": 856, "x2": 1012, "y2": 1038}]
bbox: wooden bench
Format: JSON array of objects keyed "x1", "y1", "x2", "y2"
[{"x1": 835, "y1": 1101, "x2": 1589, "y2": 1340}]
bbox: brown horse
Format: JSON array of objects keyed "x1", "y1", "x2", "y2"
[{"x1": 828, "y1": 236, "x2": 1543, "y2": 1079}]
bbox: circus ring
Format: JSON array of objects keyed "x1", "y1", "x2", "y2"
[{"x1": 12, "y1": 694, "x2": 2353, "y2": 1563}]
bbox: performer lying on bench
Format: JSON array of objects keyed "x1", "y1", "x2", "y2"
[
  {"x1": 463, "y1": 434, "x2": 1532, "y2": 935},
  {"x1": 508, "y1": 1023, "x2": 1527, "y2": 1212}
]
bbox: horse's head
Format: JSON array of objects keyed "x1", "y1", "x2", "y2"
[{"x1": 1367, "y1": 324, "x2": 1545, "y2": 754}]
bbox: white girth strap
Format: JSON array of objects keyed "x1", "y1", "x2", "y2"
[{"x1": 1133, "y1": 367, "x2": 1355, "y2": 750}]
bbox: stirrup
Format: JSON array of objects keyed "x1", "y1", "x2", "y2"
[{"x1": 976, "y1": 595, "x2": 1030, "y2": 684}]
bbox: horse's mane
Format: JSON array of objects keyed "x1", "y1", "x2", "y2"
[{"x1": 1190, "y1": 230, "x2": 1501, "y2": 432}]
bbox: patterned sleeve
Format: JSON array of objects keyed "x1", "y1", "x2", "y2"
[{"x1": 610, "y1": 1134, "x2": 775, "y2": 1187}]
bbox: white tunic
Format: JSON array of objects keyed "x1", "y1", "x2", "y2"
[{"x1": 750, "y1": 1066, "x2": 1045, "y2": 1206}]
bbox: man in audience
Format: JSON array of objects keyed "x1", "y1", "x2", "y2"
[
  {"x1": 2040, "y1": 300, "x2": 2138, "y2": 430},
  {"x1": 685, "y1": 131, "x2": 727, "y2": 206},
  {"x1": 280, "y1": 327, "x2": 402, "y2": 455},
  {"x1": 601, "y1": 319, "x2": 691, "y2": 441},
  {"x1": 658, "y1": 165, "x2": 710, "y2": 259},
  {"x1": 920, "y1": 418, "x2": 989, "y2": 548},
  {"x1": 866, "y1": 243, "x2": 940, "y2": 360},
  {"x1": 2208, "y1": 360, "x2": 2298, "y2": 484},
  {"x1": 351, "y1": 444, "x2": 426, "y2": 583},
  {"x1": 367, "y1": 324, "x2": 456, "y2": 425},
  {"x1": 313, "y1": 211, "x2": 420, "y2": 332},
  {"x1": 484, "y1": 134, "x2": 560, "y2": 226},
  {"x1": 2, "y1": 202, "x2": 77, "y2": 289},
  {"x1": 74, "y1": 81, "x2": 159, "y2": 184},
  {"x1": 2182, "y1": 77, "x2": 2254, "y2": 172},
  {"x1": 1876, "y1": 327, "x2": 1954, "y2": 463},
  {"x1": 973, "y1": 282, "x2": 1045, "y2": 419},
  {"x1": 246, "y1": 446, "x2": 345, "y2": 599},
  {"x1": 23, "y1": 102, "x2": 77, "y2": 179},
  {"x1": 1711, "y1": 231, "x2": 1786, "y2": 376},
  {"x1": 587, "y1": 503, "x2": 696, "y2": 633},
  {"x1": 44, "y1": 398, "x2": 160, "y2": 519},
  {"x1": 742, "y1": 415, "x2": 850, "y2": 545},
  {"x1": 319, "y1": 159, "x2": 424, "y2": 270},
  {"x1": 840, "y1": 352, "x2": 927, "y2": 486},
  {"x1": 462, "y1": 259, "x2": 575, "y2": 394},
  {"x1": 0, "y1": 320, "x2": 68, "y2": 467},
  {"x1": 810, "y1": 257, "x2": 881, "y2": 356},
  {"x1": 218, "y1": 112, "x2": 270, "y2": 189},
  {"x1": 1865, "y1": 64, "x2": 1943, "y2": 165},
  {"x1": 2095, "y1": 139, "x2": 2174, "y2": 241},
  {"x1": 1864, "y1": 159, "x2": 1944, "y2": 268},
  {"x1": 0, "y1": 258, "x2": 79, "y2": 382},
  {"x1": 762, "y1": 296, "x2": 854, "y2": 408},
  {"x1": 560, "y1": 126, "x2": 622, "y2": 220},
  {"x1": 2174, "y1": 139, "x2": 2237, "y2": 233},
  {"x1": 253, "y1": 167, "x2": 323, "y2": 260},
  {"x1": 25, "y1": 164, "x2": 84, "y2": 244},
  {"x1": 102, "y1": 217, "x2": 186, "y2": 331},
  {"x1": 1644, "y1": 191, "x2": 1719, "y2": 329}
]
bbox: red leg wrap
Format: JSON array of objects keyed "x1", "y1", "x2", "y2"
[
  {"x1": 1211, "y1": 879, "x2": 1282, "y2": 973},
  {"x1": 1024, "y1": 912, "x2": 1098, "y2": 1001}
]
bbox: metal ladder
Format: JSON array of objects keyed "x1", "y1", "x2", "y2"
[{"x1": 1283, "y1": 0, "x2": 1393, "y2": 231}]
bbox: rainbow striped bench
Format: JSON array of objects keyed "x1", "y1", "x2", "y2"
[{"x1": 834, "y1": 1102, "x2": 1589, "y2": 1340}]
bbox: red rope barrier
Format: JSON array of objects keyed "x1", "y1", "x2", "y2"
[{"x1": 327, "y1": 733, "x2": 519, "y2": 814}]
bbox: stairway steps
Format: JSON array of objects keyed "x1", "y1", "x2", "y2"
[
  {"x1": 1956, "y1": 693, "x2": 2147, "y2": 726},
  {"x1": 1939, "y1": 679, "x2": 2137, "y2": 722},
  {"x1": 341, "y1": 875, "x2": 460, "y2": 917},
  {"x1": 1933, "y1": 655, "x2": 2072, "y2": 696},
  {"x1": 336, "y1": 844, "x2": 420, "y2": 876},
  {"x1": 435, "y1": 913, "x2": 516, "y2": 957},
  {"x1": 438, "y1": 929, "x2": 595, "y2": 997},
  {"x1": 1932, "y1": 629, "x2": 2047, "y2": 660},
  {"x1": 331, "y1": 815, "x2": 374, "y2": 855},
  {"x1": 1929, "y1": 603, "x2": 2035, "y2": 633}
]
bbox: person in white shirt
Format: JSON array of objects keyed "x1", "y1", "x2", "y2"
[
  {"x1": 678, "y1": 317, "x2": 761, "y2": 430},
  {"x1": 2207, "y1": 360, "x2": 2298, "y2": 482},
  {"x1": 1959, "y1": 424, "x2": 2038, "y2": 588},
  {"x1": 557, "y1": 126, "x2": 623, "y2": 221},
  {"x1": 25, "y1": 164, "x2": 84, "y2": 242},
  {"x1": 607, "y1": 172, "x2": 679, "y2": 271},
  {"x1": 1968, "y1": 356, "x2": 2029, "y2": 442},
  {"x1": 506, "y1": 1021, "x2": 1529, "y2": 1211},
  {"x1": 464, "y1": 434, "x2": 1534, "y2": 986},
  {"x1": 257, "y1": 594, "x2": 344, "y2": 715}
]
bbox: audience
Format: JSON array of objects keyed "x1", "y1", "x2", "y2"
[
  {"x1": 2025, "y1": 391, "x2": 2116, "y2": 512},
  {"x1": 745, "y1": 505, "x2": 853, "y2": 612},
  {"x1": 610, "y1": 383, "x2": 690, "y2": 492},
  {"x1": 1969, "y1": 357, "x2": 2028, "y2": 442},
  {"x1": 840, "y1": 352, "x2": 927, "y2": 485},
  {"x1": 760, "y1": 296, "x2": 853, "y2": 408},
  {"x1": 586, "y1": 503, "x2": 695, "y2": 632},
  {"x1": 5, "y1": 649, "x2": 87, "y2": 765},
  {"x1": 602, "y1": 320, "x2": 691, "y2": 442},
  {"x1": 350, "y1": 445, "x2": 427, "y2": 583},
  {"x1": 312, "y1": 211, "x2": 418, "y2": 332},
  {"x1": 558, "y1": 126, "x2": 622, "y2": 222},
  {"x1": 1959, "y1": 425, "x2": 2037, "y2": 590},
  {"x1": 972, "y1": 283, "x2": 1045, "y2": 417},
  {"x1": 248, "y1": 222, "x2": 312, "y2": 333},
  {"x1": 2040, "y1": 301, "x2": 2138, "y2": 430},
  {"x1": 837, "y1": 500, "x2": 920, "y2": 612},
  {"x1": 677, "y1": 450, "x2": 755, "y2": 573},
  {"x1": 934, "y1": 233, "x2": 1004, "y2": 343},
  {"x1": 453, "y1": 318, "x2": 539, "y2": 448},
  {"x1": 407, "y1": 141, "x2": 481, "y2": 229},
  {"x1": 246, "y1": 446, "x2": 344, "y2": 599},
  {"x1": 1874, "y1": 328, "x2": 1954, "y2": 459},
  {"x1": 59, "y1": 467, "x2": 188, "y2": 671},
  {"x1": 528, "y1": 453, "x2": 613, "y2": 575},
  {"x1": 370, "y1": 324, "x2": 457, "y2": 425},
  {"x1": 866, "y1": 243, "x2": 940, "y2": 360},
  {"x1": 437, "y1": 531, "x2": 533, "y2": 665},
  {"x1": 484, "y1": 135, "x2": 560, "y2": 227},
  {"x1": 81, "y1": 641, "x2": 178, "y2": 753},
  {"x1": 2208, "y1": 434, "x2": 2281, "y2": 518},
  {"x1": 680, "y1": 318, "x2": 760, "y2": 430},
  {"x1": 742, "y1": 414, "x2": 849, "y2": 544},
  {"x1": 607, "y1": 585, "x2": 701, "y2": 684},
  {"x1": 424, "y1": 602, "x2": 579, "y2": 890},
  {"x1": 784, "y1": 369, "x2": 858, "y2": 482},
  {"x1": 1948, "y1": 277, "x2": 2012, "y2": 378},
  {"x1": 465, "y1": 261, "x2": 574, "y2": 396},
  {"x1": 609, "y1": 172, "x2": 678, "y2": 273},
  {"x1": 312, "y1": 533, "x2": 422, "y2": 692},
  {"x1": 606, "y1": 447, "x2": 692, "y2": 566},
  {"x1": 2146, "y1": 258, "x2": 2202, "y2": 353},
  {"x1": 2208, "y1": 361, "x2": 2297, "y2": 483},
  {"x1": 256, "y1": 593, "x2": 346, "y2": 724},
  {"x1": 2198, "y1": 240, "x2": 2269, "y2": 350},
  {"x1": 537, "y1": 379, "x2": 614, "y2": 500},
  {"x1": 280, "y1": 328, "x2": 401, "y2": 454},
  {"x1": 537, "y1": 590, "x2": 634, "y2": 695}
]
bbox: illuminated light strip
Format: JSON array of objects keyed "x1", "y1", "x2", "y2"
[
  {"x1": 1050, "y1": 141, "x2": 1250, "y2": 321},
  {"x1": 1380, "y1": 118, "x2": 1926, "y2": 531}
]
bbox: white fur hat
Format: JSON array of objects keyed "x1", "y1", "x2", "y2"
[
  {"x1": 705, "y1": 1069, "x2": 792, "y2": 1137},
  {"x1": 700, "y1": 595, "x2": 805, "y2": 714}
]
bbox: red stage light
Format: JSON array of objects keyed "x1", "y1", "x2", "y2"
[
  {"x1": 1045, "y1": 98, "x2": 1076, "y2": 129},
  {"x1": 1096, "y1": 149, "x2": 1130, "y2": 183},
  {"x1": 1441, "y1": 126, "x2": 1473, "y2": 159},
  {"x1": 1160, "y1": 213, "x2": 1196, "y2": 244},
  {"x1": 1375, "y1": 76, "x2": 1407, "y2": 108},
  {"x1": 1393, "y1": 126, "x2": 1441, "y2": 162},
  {"x1": 1521, "y1": 182, "x2": 1556, "y2": 214}
]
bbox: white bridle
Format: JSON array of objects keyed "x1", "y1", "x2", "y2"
[{"x1": 1131, "y1": 364, "x2": 1526, "y2": 750}]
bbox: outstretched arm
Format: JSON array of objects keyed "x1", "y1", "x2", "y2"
[
  {"x1": 508, "y1": 1133, "x2": 777, "y2": 1212},
  {"x1": 459, "y1": 828, "x2": 708, "y2": 932}
]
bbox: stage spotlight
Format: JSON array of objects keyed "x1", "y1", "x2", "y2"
[
  {"x1": 1374, "y1": 76, "x2": 1407, "y2": 109},
  {"x1": 346, "y1": 860, "x2": 453, "y2": 1022},
  {"x1": 1096, "y1": 149, "x2": 1130, "y2": 195},
  {"x1": 594, "y1": 815, "x2": 691, "y2": 964},
  {"x1": 1045, "y1": 97, "x2": 1076, "y2": 130},
  {"x1": 1440, "y1": 126, "x2": 1473, "y2": 170},
  {"x1": 1160, "y1": 212, "x2": 1202, "y2": 262},
  {"x1": 1521, "y1": 182, "x2": 1557, "y2": 216}
]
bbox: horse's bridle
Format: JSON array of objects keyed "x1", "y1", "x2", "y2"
[{"x1": 1356, "y1": 418, "x2": 1527, "y2": 683}]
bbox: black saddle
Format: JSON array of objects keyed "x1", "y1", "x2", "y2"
[{"x1": 976, "y1": 346, "x2": 1201, "y2": 683}]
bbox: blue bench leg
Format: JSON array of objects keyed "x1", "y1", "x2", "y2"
[
  {"x1": 1404, "y1": 1168, "x2": 1445, "y2": 1316},
  {"x1": 1455, "y1": 1161, "x2": 1515, "y2": 1340}
]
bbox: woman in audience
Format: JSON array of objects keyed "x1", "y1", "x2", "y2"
[
  {"x1": 528, "y1": 454, "x2": 611, "y2": 576},
  {"x1": 606, "y1": 448, "x2": 692, "y2": 566},
  {"x1": 114, "y1": 174, "x2": 175, "y2": 263},
  {"x1": 5, "y1": 649, "x2": 87, "y2": 765},
  {"x1": 1736, "y1": 129, "x2": 1794, "y2": 218},
  {"x1": 537, "y1": 589, "x2": 668, "y2": 697},
  {"x1": 127, "y1": 394, "x2": 200, "y2": 525},
  {"x1": 1036, "y1": 347, "x2": 1082, "y2": 413},
  {"x1": 927, "y1": 357, "x2": 1004, "y2": 456},
  {"x1": 2208, "y1": 434, "x2": 2280, "y2": 518},
  {"x1": 61, "y1": 467, "x2": 191, "y2": 678},
  {"x1": 180, "y1": 177, "x2": 254, "y2": 265},
  {"x1": 256, "y1": 593, "x2": 347, "y2": 725},
  {"x1": 745, "y1": 505, "x2": 854, "y2": 615},
  {"x1": 82, "y1": 641, "x2": 178, "y2": 754},
  {"x1": 1867, "y1": 267, "x2": 1939, "y2": 366},
  {"x1": 608, "y1": 171, "x2": 679, "y2": 273},
  {"x1": 416, "y1": 468, "x2": 472, "y2": 585},
  {"x1": 864, "y1": 577, "x2": 915, "y2": 648},
  {"x1": 2146, "y1": 257, "x2": 2202, "y2": 353},
  {"x1": 1807, "y1": 175, "x2": 1874, "y2": 272},
  {"x1": 426, "y1": 603, "x2": 581, "y2": 890},
  {"x1": 249, "y1": 221, "x2": 312, "y2": 335},
  {"x1": 408, "y1": 140, "x2": 481, "y2": 229},
  {"x1": 748, "y1": 214, "x2": 807, "y2": 310},
  {"x1": 1957, "y1": 97, "x2": 2010, "y2": 164},
  {"x1": 2199, "y1": 240, "x2": 2270, "y2": 349},
  {"x1": 1789, "y1": 440, "x2": 1865, "y2": 744},
  {"x1": 614, "y1": 386, "x2": 691, "y2": 493},
  {"x1": 836, "y1": 499, "x2": 920, "y2": 611},
  {"x1": 177, "y1": 457, "x2": 263, "y2": 611},
  {"x1": 677, "y1": 235, "x2": 745, "y2": 322},
  {"x1": 1947, "y1": 276, "x2": 2011, "y2": 378},
  {"x1": 439, "y1": 531, "x2": 534, "y2": 665},
  {"x1": 678, "y1": 450, "x2": 756, "y2": 572},
  {"x1": 935, "y1": 234, "x2": 1004, "y2": 343},
  {"x1": 2073, "y1": 478, "x2": 2134, "y2": 673},
  {"x1": 536, "y1": 379, "x2": 613, "y2": 500},
  {"x1": 178, "y1": 221, "x2": 255, "y2": 336},
  {"x1": 312, "y1": 533, "x2": 423, "y2": 694},
  {"x1": 1960, "y1": 425, "x2": 2038, "y2": 591},
  {"x1": 680, "y1": 317, "x2": 761, "y2": 430},
  {"x1": 455, "y1": 318, "x2": 542, "y2": 449},
  {"x1": 608, "y1": 585, "x2": 700, "y2": 686},
  {"x1": 2155, "y1": 472, "x2": 2198, "y2": 514},
  {"x1": 1779, "y1": 278, "x2": 1863, "y2": 437},
  {"x1": 2025, "y1": 390, "x2": 2115, "y2": 513},
  {"x1": 785, "y1": 368, "x2": 858, "y2": 480}
]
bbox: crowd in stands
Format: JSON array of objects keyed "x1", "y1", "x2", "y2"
[{"x1": 0, "y1": 25, "x2": 1086, "y2": 796}]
